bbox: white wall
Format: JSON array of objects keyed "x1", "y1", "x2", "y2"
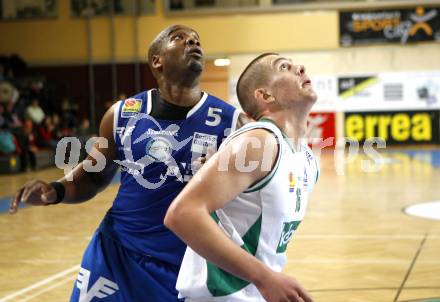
[
  {"x1": 229, "y1": 43, "x2": 440, "y2": 83},
  {"x1": 229, "y1": 43, "x2": 440, "y2": 102}
]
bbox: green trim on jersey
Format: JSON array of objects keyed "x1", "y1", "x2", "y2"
[
  {"x1": 244, "y1": 153, "x2": 281, "y2": 193},
  {"x1": 276, "y1": 221, "x2": 301, "y2": 253},
  {"x1": 259, "y1": 118, "x2": 297, "y2": 153},
  {"x1": 206, "y1": 215, "x2": 262, "y2": 297},
  {"x1": 314, "y1": 159, "x2": 320, "y2": 184},
  {"x1": 243, "y1": 120, "x2": 283, "y2": 193}
]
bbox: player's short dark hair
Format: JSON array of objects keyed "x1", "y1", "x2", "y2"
[
  {"x1": 236, "y1": 53, "x2": 279, "y2": 120},
  {"x1": 147, "y1": 25, "x2": 197, "y2": 69},
  {"x1": 148, "y1": 25, "x2": 178, "y2": 63}
]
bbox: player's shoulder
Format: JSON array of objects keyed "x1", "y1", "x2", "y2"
[
  {"x1": 240, "y1": 120, "x2": 283, "y2": 137},
  {"x1": 130, "y1": 90, "x2": 149, "y2": 100},
  {"x1": 116, "y1": 90, "x2": 151, "y2": 119},
  {"x1": 223, "y1": 120, "x2": 281, "y2": 149},
  {"x1": 118, "y1": 90, "x2": 148, "y2": 108}
]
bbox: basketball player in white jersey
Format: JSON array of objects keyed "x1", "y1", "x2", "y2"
[{"x1": 165, "y1": 53, "x2": 319, "y2": 302}]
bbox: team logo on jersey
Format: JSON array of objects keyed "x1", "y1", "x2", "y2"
[
  {"x1": 121, "y1": 98, "x2": 142, "y2": 118},
  {"x1": 160, "y1": 164, "x2": 183, "y2": 182},
  {"x1": 191, "y1": 132, "x2": 217, "y2": 154},
  {"x1": 289, "y1": 172, "x2": 295, "y2": 193},
  {"x1": 114, "y1": 113, "x2": 192, "y2": 189},
  {"x1": 277, "y1": 221, "x2": 301, "y2": 253},
  {"x1": 76, "y1": 267, "x2": 119, "y2": 302},
  {"x1": 146, "y1": 137, "x2": 173, "y2": 162}
]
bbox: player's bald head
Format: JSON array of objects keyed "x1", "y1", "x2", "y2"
[
  {"x1": 147, "y1": 25, "x2": 198, "y2": 64},
  {"x1": 236, "y1": 53, "x2": 278, "y2": 119}
]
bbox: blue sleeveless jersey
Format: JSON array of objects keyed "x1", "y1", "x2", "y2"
[{"x1": 102, "y1": 89, "x2": 239, "y2": 266}]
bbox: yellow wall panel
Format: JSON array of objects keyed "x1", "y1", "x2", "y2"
[
  {"x1": 0, "y1": 0, "x2": 88, "y2": 63},
  {"x1": 0, "y1": 0, "x2": 338, "y2": 64},
  {"x1": 0, "y1": 21, "x2": 87, "y2": 63},
  {"x1": 114, "y1": 17, "x2": 135, "y2": 60},
  {"x1": 90, "y1": 18, "x2": 111, "y2": 60}
]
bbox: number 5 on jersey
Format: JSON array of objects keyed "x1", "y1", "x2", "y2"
[{"x1": 206, "y1": 107, "x2": 222, "y2": 127}]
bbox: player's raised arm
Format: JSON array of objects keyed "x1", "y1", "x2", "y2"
[
  {"x1": 9, "y1": 103, "x2": 119, "y2": 213},
  {"x1": 165, "y1": 129, "x2": 312, "y2": 302}
]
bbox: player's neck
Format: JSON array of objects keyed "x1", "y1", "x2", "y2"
[
  {"x1": 265, "y1": 110, "x2": 308, "y2": 147},
  {"x1": 157, "y1": 84, "x2": 202, "y2": 107}
]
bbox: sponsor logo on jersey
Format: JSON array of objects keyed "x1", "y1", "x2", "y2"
[
  {"x1": 277, "y1": 221, "x2": 301, "y2": 253},
  {"x1": 303, "y1": 168, "x2": 308, "y2": 190},
  {"x1": 121, "y1": 98, "x2": 142, "y2": 118},
  {"x1": 191, "y1": 132, "x2": 217, "y2": 154},
  {"x1": 305, "y1": 150, "x2": 313, "y2": 166},
  {"x1": 146, "y1": 137, "x2": 173, "y2": 162},
  {"x1": 295, "y1": 188, "x2": 302, "y2": 212},
  {"x1": 116, "y1": 126, "x2": 135, "y2": 142},
  {"x1": 146, "y1": 128, "x2": 178, "y2": 137},
  {"x1": 288, "y1": 172, "x2": 295, "y2": 193},
  {"x1": 76, "y1": 267, "x2": 119, "y2": 302}
]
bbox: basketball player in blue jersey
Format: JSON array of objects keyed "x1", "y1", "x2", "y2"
[
  {"x1": 166, "y1": 53, "x2": 318, "y2": 302},
  {"x1": 9, "y1": 25, "x2": 247, "y2": 301}
]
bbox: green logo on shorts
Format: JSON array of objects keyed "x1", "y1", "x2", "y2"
[{"x1": 276, "y1": 221, "x2": 301, "y2": 253}]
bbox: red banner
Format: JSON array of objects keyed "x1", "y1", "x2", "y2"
[{"x1": 307, "y1": 112, "x2": 336, "y2": 148}]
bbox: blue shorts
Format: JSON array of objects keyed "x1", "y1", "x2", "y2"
[{"x1": 70, "y1": 230, "x2": 182, "y2": 302}]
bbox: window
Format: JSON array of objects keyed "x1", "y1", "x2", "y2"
[
  {"x1": 0, "y1": 0, "x2": 57, "y2": 20},
  {"x1": 165, "y1": 0, "x2": 420, "y2": 13},
  {"x1": 70, "y1": 0, "x2": 155, "y2": 17}
]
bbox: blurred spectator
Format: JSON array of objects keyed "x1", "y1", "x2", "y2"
[
  {"x1": 0, "y1": 123, "x2": 16, "y2": 155},
  {"x1": 51, "y1": 113, "x2": 63, "y2": 140},
  {"x1": 29, "y1": 80, "x2": 50, "y2": 111},
  {"x1": 0, "y1": 64, "x2": 5, "y2": 81},
  {"x1": 20, "y1": 120, "x2": 38, "y2": 171},
  {"x1": 38, "y1": 116, "x2": 58, "y2": 149},
  {"x1": 4, "y1": 100, "x2": 23, "y2": 130},
  {"x1": 61, "y1": 97, "x2": 78, "y2": 129},
  {"x1": 104, "y1": 92, "x2": 127, "y2": 112},
  {"x1": 0, "y1": 81, "x2": 19, "y2": 104},
  {"x1": 118, "y1": 92, "x2": 127, "y2": 101},
  {"x1": 0, "y1": 104, "x2": 5, "y2": 128},
  {"x1": 77, "y1": 118, "x2": 96, "y2": 160},
  {"x1": 8, "y1": 54, "x2": 27, "y2": 78},
  {"x1": 25, "y1": 98, "x2": 45, "y2": 125},
  {"x1": 77, "y1": 118, "x2": 94, "y2": 142}
]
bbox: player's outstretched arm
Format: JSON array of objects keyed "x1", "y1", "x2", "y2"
[
  {"x1": 10, "y1": 104, "x2": 119, "y2": 214},
  {"x1": 165, "y1": 129, "x2": 313, "y2": 302}
]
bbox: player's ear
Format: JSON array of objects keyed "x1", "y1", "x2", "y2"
[
  {"x1": 254, "y1": 88, "x2": 276, "y2": 104},
  {"x1": 151, "y1": 54, "x2": 162, "y2": 70}
]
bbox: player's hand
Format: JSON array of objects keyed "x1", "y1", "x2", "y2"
[
  {"x1": 256, "y1": 271, "x2": 313, "y2": 302},
  {"x1": 9, "y1": 180, "x2": 57, "y2": 214}
]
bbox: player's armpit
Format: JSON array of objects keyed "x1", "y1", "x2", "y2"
[{"x1": 59, "y1": 103, "x2": 119, "y2": 203}]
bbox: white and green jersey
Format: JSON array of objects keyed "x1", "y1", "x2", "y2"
[{"x1": 176, "y1": 119, "x2": 319, "y2": 302}]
